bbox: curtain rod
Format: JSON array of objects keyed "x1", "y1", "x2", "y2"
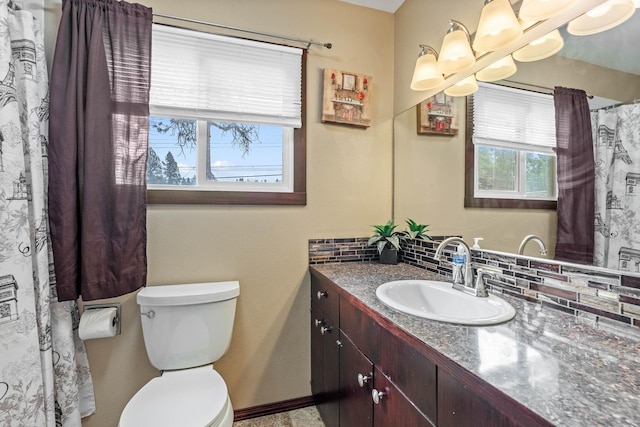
[
  {"x1": 152, "y1": 13, "x2": 332, "y2": 50},
  {"x1": 501, "y1": 79, "x2": 593, "y2": 99},
  {"x1": 602, "y1": 98, "x2": 640, "y2": 110},
  {"x1": 501, "y1": 80, "x2": 553, "y2": 94}
]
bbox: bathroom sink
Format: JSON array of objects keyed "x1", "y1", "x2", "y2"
[{"x1": 375, "y1": 280, "x2": 516, "y2": 326}]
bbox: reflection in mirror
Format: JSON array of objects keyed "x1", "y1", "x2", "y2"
[{"x1": 393, "y1": 11, "x2": 640, "y2": 272}]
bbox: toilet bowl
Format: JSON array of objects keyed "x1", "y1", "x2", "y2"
[
  {"x1": 119, "y1": 365, "x2": 233, "y2": 427},
  {"x1": 119, "y1": 281, "x2": 239, "y2": 427}
]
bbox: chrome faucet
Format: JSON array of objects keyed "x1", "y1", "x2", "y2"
[
  {"x1": 517, "y1": 234, "x2": 548, "y2": 256},
  {"x1": 434, "y1": 237, "x2": 488, "y2": 297}
]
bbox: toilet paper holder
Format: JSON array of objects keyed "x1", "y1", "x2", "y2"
[{"x1": 82, "y1": 303, "x2": 121, "y2": 335}]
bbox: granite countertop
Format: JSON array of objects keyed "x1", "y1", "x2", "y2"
[{"x1": 311, "y1": 262, "x2": 640, "y2": 427}]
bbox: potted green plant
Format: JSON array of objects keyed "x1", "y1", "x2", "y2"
[
  {"x1": 402, "y1": 218, "x2": 431, "y2": 241},
  {"x1": 368, "y1": 219, "x2": 402, "y2": 265}
]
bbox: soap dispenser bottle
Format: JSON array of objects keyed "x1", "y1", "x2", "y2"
[
  {"x1": 451, "y1": 244, "x2": 466, "y2": 284},
  {"x1": 472, "y1": 237, "x2": 484, "y2": 250}
]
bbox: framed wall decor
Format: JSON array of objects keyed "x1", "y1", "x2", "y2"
[
  {"x1": 322, "y1": 69, "x2": 372, "y2": 128},
  {"x1": 416, "y1": 93, "x2": 460, "y2": 136}
]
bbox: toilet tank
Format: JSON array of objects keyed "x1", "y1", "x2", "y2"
[{"x1": 136, "y1": 281, "x2": 239, "y2": 371}]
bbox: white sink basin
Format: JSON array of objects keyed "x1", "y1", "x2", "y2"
[{"x1": 376, "y1": 280, "x2": 516, "y2": 326}]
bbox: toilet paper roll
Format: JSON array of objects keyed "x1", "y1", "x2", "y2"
[{"x1": 79, "y1": 307, "x2": 118, "y2": 340}]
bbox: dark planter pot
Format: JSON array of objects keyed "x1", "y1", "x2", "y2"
[{"x1": 379, "y1": 247, "x2": 399, "y2": 265}]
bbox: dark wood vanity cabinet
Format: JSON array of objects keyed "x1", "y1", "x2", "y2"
[
  {"x1": 311, "y1": 267, "x2": 555, "y2": 427},
  {"x1": 311, "y1": 270, "x2": 434, "y2": 427},
  {"x1": 340, "y1": 292, "x2": 436, "y2": 426}
]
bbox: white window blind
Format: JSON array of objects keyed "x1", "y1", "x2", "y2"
[
  {"x1": 473, "y1": 82, "x2": 556, "y2": 153},
  {"x1": 150, "y1": 24, "x2": 302, "y2": 128}
]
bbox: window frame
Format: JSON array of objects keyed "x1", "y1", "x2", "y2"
[
  {"x1": 147, "y1": 50, "x2": 307, "y2": 206},
  {"x1": 464, "y1": 93, "x2": 557, "y2": 210}
]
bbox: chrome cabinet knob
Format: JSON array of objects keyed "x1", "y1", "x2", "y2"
[
  {"x1": 317, "y1": 290, "x2": 328, "y2": 300},
  {"x1": 320, "y1": 325, "x2": 332, "y2": 335},
  {"x1": 314, "y1": 318, "x2": 324, "y2": 327},
  {"x1": 372, "y1": 389, "x2": 385, "y2": 404},
  {"x1": 357, "y1": 373, "x2": 372, "y2": 387}
]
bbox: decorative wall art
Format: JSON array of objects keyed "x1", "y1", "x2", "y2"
[
  {"x1": 417, "y1": 93, "x2": 460, "y2": 136},
  {"x1": 322, "y1": 68, "x2": 372, "y2": 128}
]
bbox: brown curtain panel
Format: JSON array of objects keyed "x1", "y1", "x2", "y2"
[
  {"x1": 553, "y1": 87, "x2": 595, "y2": 264},
  {"x1": 49, "y1": 0, "x2": 152, "y2": 301}
]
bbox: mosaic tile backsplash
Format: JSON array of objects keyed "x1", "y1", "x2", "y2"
[{"x1": 309, "y1": 237, "x2": 640, "y2": 329}]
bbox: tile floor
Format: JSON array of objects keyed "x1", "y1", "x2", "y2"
[{"x1": 233, "y1": 406, "x2": 324, "y2": 427}]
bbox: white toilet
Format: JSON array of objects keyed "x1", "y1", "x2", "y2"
[{"x1": 119, "y1": 281, "x2": 240, "y2": 427}]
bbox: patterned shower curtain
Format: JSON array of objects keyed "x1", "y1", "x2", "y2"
[
  {"x1": 0, "y1": 2, "x2": 94, "y2": 426},
  {"x1": 593, "y1": 103, "x2": 640, "y2": 272}
]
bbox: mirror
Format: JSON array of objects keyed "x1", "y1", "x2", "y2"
[{"x1": 393, "y1": 4, "x2": 640, "y2": 271}]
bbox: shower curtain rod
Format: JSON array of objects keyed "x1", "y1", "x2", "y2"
[
  {"x1": 501, "y1": 79, "x2": 593, "y2": 98},
  {"x1": 602, "y1": 98, "x2": 640, "y2": 110},
  {"x1": 152, "y1": 13, "x2": 332, "y2": 50}
]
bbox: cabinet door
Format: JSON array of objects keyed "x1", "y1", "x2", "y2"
[
  {"x1": 339, "y1": 332, "x2": 373, "y2": 427},
  {"x1": 341, "y1": 294, "x2": 438, "y2": 424},
  {"x1": 372, "y1": 366, "x2": 434, "y2": 427},
  {"x1": 438, "y1": 368, "x2": 550, "y2": 427},
  {"x1": 311, "y1": 302, "x2": 340, "y2": 427}
]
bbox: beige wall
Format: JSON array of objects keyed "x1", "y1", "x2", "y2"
[
  {"x1": 41, "y1": 0, "x2": 393, "y2": 426},
  {"x1": 393, "y1": 0, "x2": 640, "y2": 257}
]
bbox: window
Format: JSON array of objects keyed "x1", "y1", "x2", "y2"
[
  {"x1": 147, "y1": 24, "x2": 306, "y2": 205},
  {"x1": 465, "y1": 83, "x2": 557, "y2": 209}
]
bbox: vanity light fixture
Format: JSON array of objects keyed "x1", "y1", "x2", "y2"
[
  {"x1": 444, "y1": 74, "x2": 478, "y2": 97},
  {"x1": 472, "y1": 0, "x2": 523, "y2": 53},
  {"x1": 567, "y1": 0, "x2": 635, "y2": 36},
  {"x1": 410, "y1": 45, "x2": 444, "y2": 91},
  {"x1": 437, "y1": 20, "x2": 476, "y2": 75},
  {"x1": 512, "y1": 29, "x2": 564, "y2": 62},
  {"x1": 519, "y1": 0, "x2": 579, "y2": 22},
  {"x1": 476, "y1": 54, "x2": 517, "y2": 81}
]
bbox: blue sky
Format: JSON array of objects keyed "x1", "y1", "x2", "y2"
[{"x1": 148, "y1": 117, "x2": 283, "y2": 183}]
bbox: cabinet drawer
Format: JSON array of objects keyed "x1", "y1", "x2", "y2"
[{"x1": 311, "y1": 272, "x2": 340, "y2": 324}]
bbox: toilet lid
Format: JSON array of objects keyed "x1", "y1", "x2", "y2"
[{"x1": 120, "y1": 365, "x2": 229, "y2": 427}]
